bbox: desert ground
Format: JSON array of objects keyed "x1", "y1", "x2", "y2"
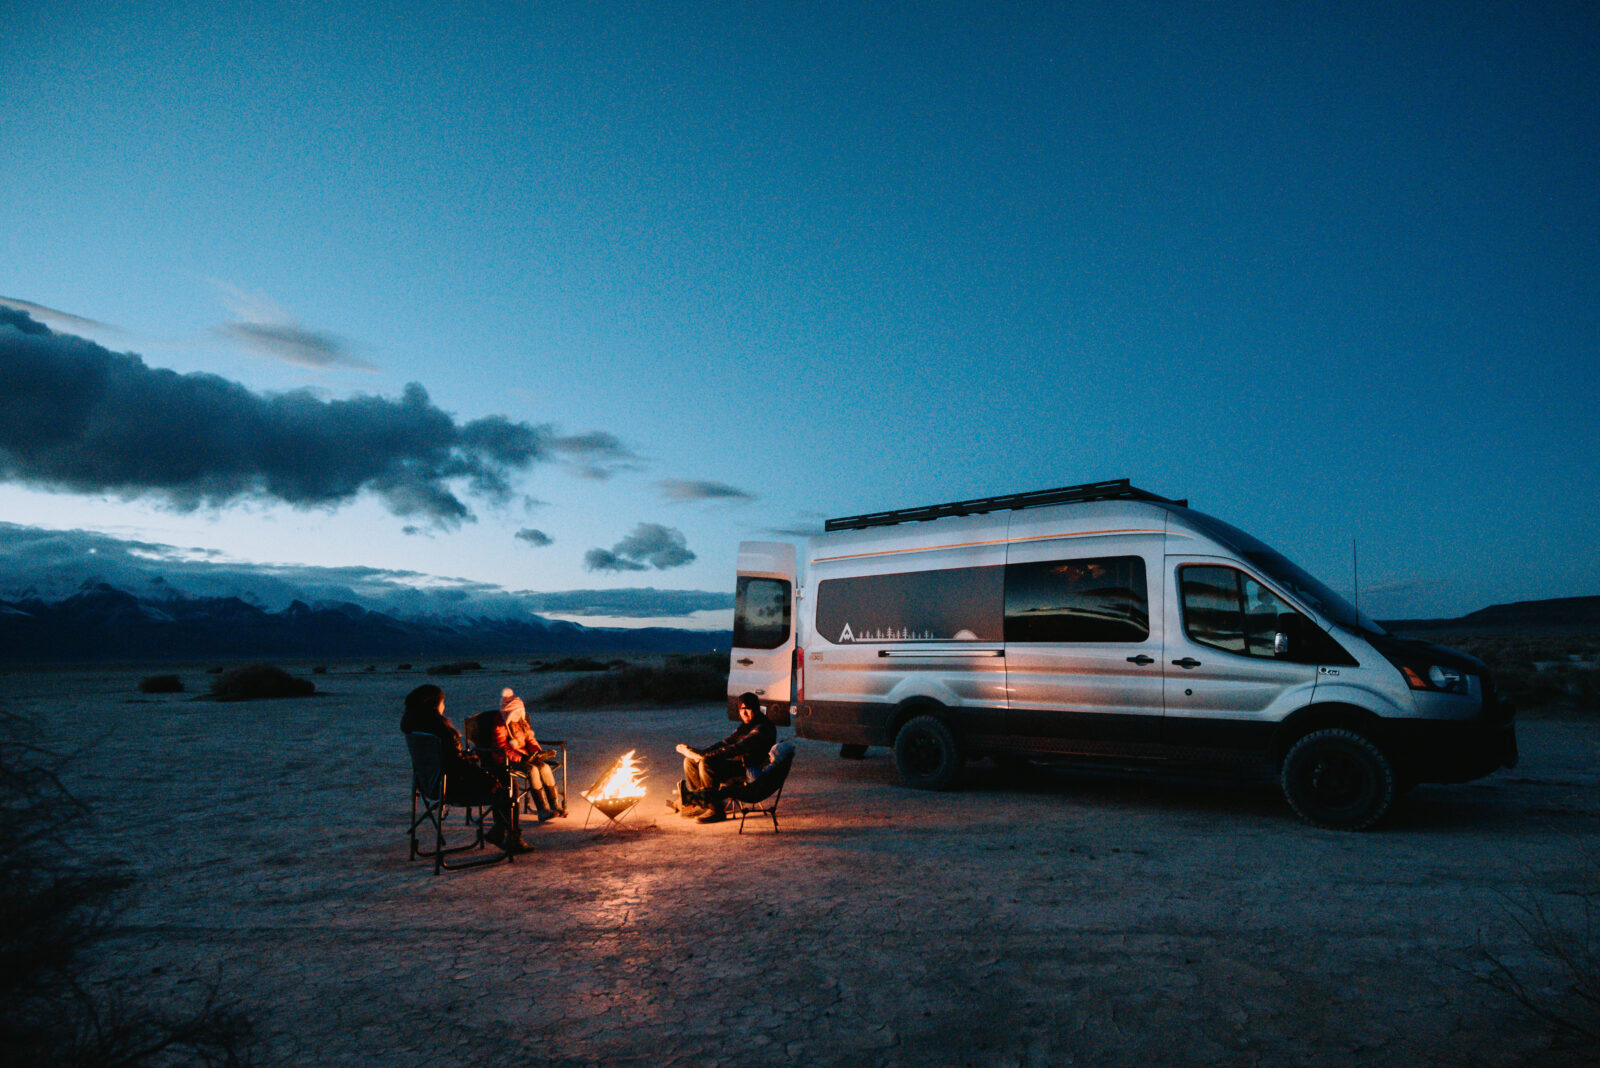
[{"x1": 11, "y1": 661, "x2": 1599, "y2": 1067}]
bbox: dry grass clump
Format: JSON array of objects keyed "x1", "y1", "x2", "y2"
[
  {"x1": 531, "y1": 657, "x2": 615, "y2": 673},
  {"x1": 1482, "y1": 858, "x2": 1600, "y2": 1063},
  {"x1": 540, "y1": 653, "x2": 728, "y2": 707},
  {"x1": 0, "y1": 712, "x2": 258, "y2": 1065},
  {"x1": 137, "y1": 674, "x2": 183, "y2": 694},
  {"x1": 208, "y1": 663, "x2": 315, "y2": 701},
  {"x1": 425, "y1": 661, "x2": 483, "y2": 676}
]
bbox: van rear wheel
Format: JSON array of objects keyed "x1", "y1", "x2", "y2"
[
  {"x1": 1281, "y1": 728, "x2": 1395, "y2": 830},
  {"x1": 894, "y1": 715, "x2": 964, "y2": 790}
]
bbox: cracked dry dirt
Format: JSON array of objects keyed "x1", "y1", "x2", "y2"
[{"x1": 14, "y1": 664, "x2": 1599, "y2": 1067}]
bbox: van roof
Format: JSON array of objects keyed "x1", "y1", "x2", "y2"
[{"x1": 824, "y1": 478, "x2": 1186, "y2": 532}]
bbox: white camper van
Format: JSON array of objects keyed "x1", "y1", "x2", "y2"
[{"x1": 728, "y1": 479, "x2": 1517, "y2": 830}]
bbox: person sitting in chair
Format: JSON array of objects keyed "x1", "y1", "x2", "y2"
[
  {"x1": 401, "y1": 684, "x2": 530, "y2": 854},
  {"x1": 669, "y1": 692, "x2": 775, "y2": 823},
  {"x1": 680, "y1": 740, "x2": 795, "y2": 825},
  {"x1": 483, "y1": 688, "x2": 566, "y2": 821}
]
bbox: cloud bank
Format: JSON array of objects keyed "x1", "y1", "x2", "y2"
[
  {"x1": 0, "y1": 308, "x2": 638, "y2": 527},
  {"x1": 515, "y1": 528, "x2": 553, "y2": 547},
  {"x1": 0, "y1": 295, "x2": 118, "y2": 334},
  {"x1": 0, "y1": 523, "x2": 730, "y2": 620},
  {"x1": 585, "y1": 523, "x2": 696, "y2": 572}
]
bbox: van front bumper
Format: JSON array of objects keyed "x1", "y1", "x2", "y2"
[{"x1": 1381, "y1": 718, "x2": 1519, "y2": 784}]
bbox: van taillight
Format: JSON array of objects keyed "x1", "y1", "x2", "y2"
[{"x1": 794, "y1": 646, "x2": 805, "y2": 702}]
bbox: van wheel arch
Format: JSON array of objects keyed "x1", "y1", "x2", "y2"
[{"x1": 1272, "y1": 703, "x2": 1387, "y2": 765}]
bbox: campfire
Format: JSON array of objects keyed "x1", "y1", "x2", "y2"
[{"x1": 582, "y1": 749, "x2": 647, "y2": 829}]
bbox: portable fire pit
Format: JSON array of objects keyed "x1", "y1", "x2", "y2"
[{"x1": 581, "y1": 749, "x2": 647, "y2": 835}]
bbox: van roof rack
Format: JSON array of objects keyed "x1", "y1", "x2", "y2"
[{"x1": 824, "y1": 478, "x2": 1186, "y2": 532}]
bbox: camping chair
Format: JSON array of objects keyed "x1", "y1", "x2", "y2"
[
  {"x1": 464, "y1": 711, "x2": 567, "y2": 817},
  {"x1": 405, "y1": 732, "x2": 509, "y2": 873},
  {"x1": 725, "y1": 741, "x2": 796, "y2": 834}
]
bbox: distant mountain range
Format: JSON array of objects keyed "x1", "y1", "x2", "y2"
[
  {"x1": 0, "y1": 582, "x2": 726, "y2": 663},
  {"x1": 1, "y1": 583, "x2": 1592, "y2": 664},
  {"x1": 1380, "y1": 595, "x2": 1600, "y2": 633}
]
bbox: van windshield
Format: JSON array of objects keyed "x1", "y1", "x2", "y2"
[{"x1": 1182, "y1": 510, "x2": 1388, "y2": 638}]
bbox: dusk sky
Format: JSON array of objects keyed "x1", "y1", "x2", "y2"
[{"x1": 3, "y1": 1, "x2": 1596, "y2": 627}]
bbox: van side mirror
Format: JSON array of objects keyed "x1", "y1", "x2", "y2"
[{"x1": 1274, "y1": 612, "x2": 1303, "y2": 658}]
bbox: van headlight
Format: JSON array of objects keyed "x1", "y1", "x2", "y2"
[{"x1": 1401, "y1": 663, "x2": 1470, "y2": 694}]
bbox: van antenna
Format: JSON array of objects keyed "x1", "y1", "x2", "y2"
[{"x1": 1352, "y1": 537, "x2": 1360, "y2": 612}]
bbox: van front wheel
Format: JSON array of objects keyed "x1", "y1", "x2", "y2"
[
  {"x1": 894, "y1": 715, "x2": 964, "y2": 790},
  {"x1": 1281, "y1": 728, "x2": 1395, "y2": 830}
]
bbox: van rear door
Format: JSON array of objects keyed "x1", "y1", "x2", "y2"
[{"x1": 729, "y1": 541, "x2": 797, "y2": 725}]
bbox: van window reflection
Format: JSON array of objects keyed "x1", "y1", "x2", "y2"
[
  {"x1": 1003, "y1": 555, "x2": 1149, "y2": 643},
  {"x1": 733, "y1": 576, "x2": 791, "y2": 650}
]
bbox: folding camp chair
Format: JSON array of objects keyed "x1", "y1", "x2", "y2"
[
  {"x1": 725, "y1": 741, "x2": 796, "y2": 834},
  {"x1": 405, "y1": 732, "x2": 509, "y2": 873},
  {"x1": 464, "y1": 711, "x2": 567, "y2": 817}
]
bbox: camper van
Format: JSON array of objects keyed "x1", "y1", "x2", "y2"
[{"x1": 728, "y1": 479, "x2": 1517, "y2": 830}]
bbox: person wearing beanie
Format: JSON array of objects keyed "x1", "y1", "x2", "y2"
[
  {"x1": 668, "y1": 692, "x2": 775, "y2": 823},
  {"x1": 487, "y1": 687, "x2": 566, "y2": 820}
]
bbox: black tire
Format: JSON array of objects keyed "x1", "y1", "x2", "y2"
[
  {"x1": 838, "y1": 744, "x2": 868, "y2": 759},
  {"x1": 893, "y1": 714, "x2": 964, "y2": 790},
  {"x1": 1280, "y1": 728, "x2": 1396, "y2": 830}
]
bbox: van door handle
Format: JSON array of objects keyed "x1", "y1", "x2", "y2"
[
  {"x1": 736, "y1": 658, "x2": 754, "y2": 666},
  {"x1": 1172, "y1": 658, "x2": 1202, "y2": 669},
  {"x1": 1126, "y1": 655, "x2": 1155, "y2": 665}
]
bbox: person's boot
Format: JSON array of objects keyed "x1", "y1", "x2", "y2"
[
  {"x1": 543, "y1": 785, "x2": 566, "y2": 818},
  {"x1": 503, "y1": 830, "x2": 533, "y2": 855},
  {"x1": 696, "y1": 804, "x2": 727, "y2": 824},
  {"x1": 485, "y1": 819, "x2": 507, "y2": 847}
]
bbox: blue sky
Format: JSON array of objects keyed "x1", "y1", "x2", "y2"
[{"x1": 2, "y1": 0, "x2": 1596, "y2": 626}]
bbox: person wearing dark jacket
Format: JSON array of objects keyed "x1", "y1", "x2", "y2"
[
  {"x1": 401, "y1": 683, "x2": 530, "y2": 854},
  {"x1": 670, "y1": 692, "x2": 776, "y2": 823}
]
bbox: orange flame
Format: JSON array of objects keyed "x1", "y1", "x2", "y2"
[{"x1": 584, "y1": 749, "x2": 647, "y2": 803}]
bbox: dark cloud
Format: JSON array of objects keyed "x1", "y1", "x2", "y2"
[
  {"x1": 585, "y1": 523, "x2": 695, "y2": 572},
  {"x1": 553, "y1": 431, "x2": 642, "y2": 480},
  {"x1": 215, "y1": 321, "x2": 377, "y2": 371},
  {"x1": 583, "y1": 548, "x2": 648, "y2": 572},
  {"x1": 762, "y1": 512, "x2": 826, "y2": 538},
  {"x1": 515, "y1": 528, "x2": 553, "y2": 547},
  {"x1": 0, "y1": 523, "x2": 728, "y2": 621},
  {"x1": 657, "y1": 478, "x2": 756, "y2": 503},
  {"x1": 0, "y1": 308, "x2": 639, "y2": 528}
]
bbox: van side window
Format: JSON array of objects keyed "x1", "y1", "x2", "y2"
[
  {"x1": 733, "y1": 576, "x2": 791, "y2": 650},
  {"x1": 1004, "y1": 556, "x2": 1149, "y2": 643},
  {"x1": 1180, "y1": 566, "x2": 1292, "y2": 658},
  {"x1": 815, "y1": 566, "x2": 1003, "y2": 644}
]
